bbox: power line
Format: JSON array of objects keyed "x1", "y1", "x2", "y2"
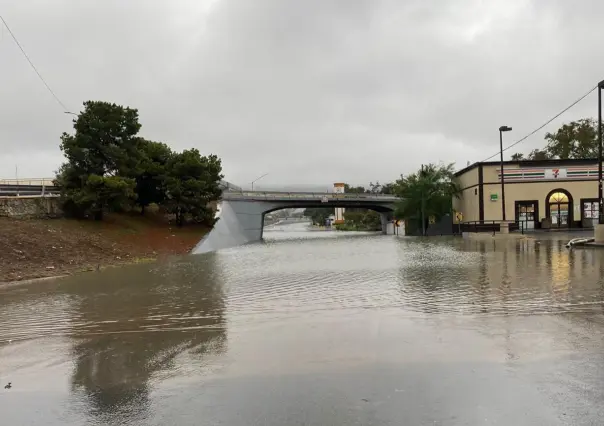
[
  {"x1": 479, "y1": 84, "x2": 598, "y2": 162},
  {"x1": 0, "y1": 14, "x2": 68, "y2": 111}
]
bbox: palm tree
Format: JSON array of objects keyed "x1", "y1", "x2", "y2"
[{"x1": 393, "y1": 163, "x2": 461, "y2": 236}]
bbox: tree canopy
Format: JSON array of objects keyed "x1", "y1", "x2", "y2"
[
  {"x1": 393, "y1": 163, "x2": 460, "y2": 235},
  {"x1": 164, "y1": 150, "x2": 223, "y2": 226},
  {"x1": 133, "y1": 139, "x2": 172, "y2": 214},
  {"x1": 511, "y1": 118, "x2": 599, "y2": 161},
  {"x1": 57, "y1": 101, "x2": 140, "y2": 219},
  {"x1": 303, "y1": 207, "x2": 334, "y2": 225},
  {"x1": 56, "y1": 101, "x2": 223, "y2": 225},
  {"x1": 343, "y1": 184, "x2": 366, "y2": 194}
]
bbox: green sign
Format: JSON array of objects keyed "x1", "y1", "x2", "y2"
[{"x1": 490, "y1": 193, "x2": 498, "y2": 201}]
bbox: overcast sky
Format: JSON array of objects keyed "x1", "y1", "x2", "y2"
[{"x1": 1, "y1": 0, "x2": 603, "y2": 188}]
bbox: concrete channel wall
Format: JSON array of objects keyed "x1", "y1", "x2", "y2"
[{"x1": 0, "y1": 196, "x2": 62, "y2": 219}]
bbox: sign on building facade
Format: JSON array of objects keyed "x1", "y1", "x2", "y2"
[
  {"x1": 498, "y1": 166, "x2": 597, "y2": 181},
  {"x1": 544, "y1": 168, "x2": 567, "y2": 179}
]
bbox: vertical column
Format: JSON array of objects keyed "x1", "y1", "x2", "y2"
[
  {"x1": 333, "y1": 183, "x2": 345, "y2": 224},
  {"x1": 380, "y1": 212, "x2": 389, "y2": 235}
]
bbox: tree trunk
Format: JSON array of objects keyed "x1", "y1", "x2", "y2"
[
  {"x1": 421, "y1": 194, "x2": 426, "y2": 236},
  {"x1": 94, "y1": 209, "x2": 103, "y2": 221},
  {"x1": 141, "y1": 205, "x2": 146, "y2": 216},
  {"x1": 177, "y1": 207, "x2": 183, "y2": 227}
]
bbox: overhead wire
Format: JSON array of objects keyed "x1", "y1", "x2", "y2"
[
  {"x1": 0, "y1": 14, "x2": 68, "y2": 111},
  {"x1": 479, "y1": 84, "x2": 598, "y2": 162}
]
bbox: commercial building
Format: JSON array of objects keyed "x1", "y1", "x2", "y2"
[
  {"x1": 333, "y1": 182, "x2": 345, "y2": 224},
  {"x1": 453, "y1": 159, "x2": 601, "y2": 229}
]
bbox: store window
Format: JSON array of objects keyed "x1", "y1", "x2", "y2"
[{"x1": 582, "y1": 199, "x2": 599, "y2": 228}]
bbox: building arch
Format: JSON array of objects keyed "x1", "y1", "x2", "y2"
[{"x1": 545, "y1": 188, "x2": 573, "y2": 228}]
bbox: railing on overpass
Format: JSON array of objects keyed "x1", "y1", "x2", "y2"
[
  {"x1": 0, "y1": 178, "x2": 55, "y2": 186},
  {"x1": 222, "y1": 190, "x2": 399, "y2": 202},
  {"x1": 0, "y1": 179, "x2": 397, "y2": 202},
  {"x1": 0, "y1": 178, "x2": 59, "y2": 197},
  {"x1": 219, "y1": 180, "x2": 242, "y2": 191}
]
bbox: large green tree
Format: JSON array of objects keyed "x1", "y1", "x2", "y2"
[
  {"x1": 133, "y1": 139, "x2": 173, "y2": 215},
  {"x1": 511, "y1": 149, "x2": 552, "y2": 161},
  {"x1": 164, "y1": 149, "x2": 223, "y2": 227},
  {"x1": 511, "y1": 118, "x2": 599, "y2": 161},
  {"x1": 393, "y1": 163, "x2": 460, "y2": 236},
  {"x1": 544, "y1": 118, "x2": 598, "y2": 159},
  {"x1": 369, "y1": 181, "x2": 395, "y2": 194},
  {"x1": 56, "y1": 101, "x2": 141, "y2": 219}
]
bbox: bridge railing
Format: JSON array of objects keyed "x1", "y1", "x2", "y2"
[
  {"x1": 222, "y1": 190, "x2": 399, "y2": 201},
  {"x1": 0, "y1": 178, "x2": 55, "y2": 186},
  {"x1": 0, "y1": 178, "x2": 59, "y2": 197}
]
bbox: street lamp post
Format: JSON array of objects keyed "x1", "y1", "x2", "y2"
[
  {"x1": 598, "y1": 80, "x2": 604, "y2": 225},
  {"x1": 499, "y1": 126, "x2": 513, "y2": 221},
  {"x1": 251, "y1": 173, "x2": 269, "y2": 191}
]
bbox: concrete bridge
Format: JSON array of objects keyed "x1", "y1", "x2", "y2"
[
  {"x1": 192, "y1": 190, "x2": 399, "y2": 254},
  {"x1": 0, "y1": 179, "x2": 240, "y2": 197}
]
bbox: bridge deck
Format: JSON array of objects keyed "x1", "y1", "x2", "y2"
[{"x1": 222, "y1": 191, "x2": 399, "y2": 202}]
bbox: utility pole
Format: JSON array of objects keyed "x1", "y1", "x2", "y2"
[
  {"x1": 498, "y1": 126, "x2": 512, "y2": 221},
  {"x1": 251, "y1": 173, "x2": 269, "y2": 191},
  {"x1": 598, "y1": 81, "x2": 604, "y2": 225},
  {"x1": 420, "y1": 164, "x2": 426, "y2": 236}
]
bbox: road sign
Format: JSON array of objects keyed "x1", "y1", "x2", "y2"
[
  {"x1": 456, "y1": 212, "x2": 463, "y2": 222},
  {"x1": 429, "y1": 215, "x2": 435, "y2": 224}
]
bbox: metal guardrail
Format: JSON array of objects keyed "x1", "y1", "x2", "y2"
[
  {"x1": 0, "y1": 178, "x2": 55, "y2": 186},
  {"x1": 222, "y1": 190, "x2": 399, "y2": 201},
  {"x1": 0, "y1": 183, "x2": 59, "y2": 197}
]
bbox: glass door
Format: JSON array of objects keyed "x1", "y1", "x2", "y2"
[
  {"x1": 550, "y1": 203, "x2": 569, "y2": 227},
  {"x1": 548, "y1": 192, "x2": 570, "y2": 228},
  {"x1": 516, "y1": 202, "x2": 536, "y2": 230}
]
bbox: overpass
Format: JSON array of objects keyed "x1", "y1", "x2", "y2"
[
  {"x1": 192, "y1": 190, "x2": 399, "y2": 254},
  {"x1": 0, "y1": 179, "x2": 239, "y2": 197},
  {"x1": 0, "y1": 179, "x2": 58, "y2": 196}
]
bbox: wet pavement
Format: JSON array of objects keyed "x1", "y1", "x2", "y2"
[{"x1": 1, "y1": 224, "x2": 604, "y2": 425}]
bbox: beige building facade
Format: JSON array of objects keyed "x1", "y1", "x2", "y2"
[{"x1": 453, "y1": 159, "x2": 602, "y2": 229}]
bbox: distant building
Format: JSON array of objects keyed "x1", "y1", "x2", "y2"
[
  {"x1": 333, "y1": 183, "x2": 345, "y2": 224},
  {"x1": 453, "y1": 158, "x2": 602, "y2": 230}
]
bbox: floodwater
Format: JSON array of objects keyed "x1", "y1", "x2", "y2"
[{"x1": 2, "y1": 223, "x2": 604, "y2": 425}]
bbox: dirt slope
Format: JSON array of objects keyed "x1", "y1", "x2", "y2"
[{"x1": 0, "y1": 213, "x2": 208, "y2": 282}]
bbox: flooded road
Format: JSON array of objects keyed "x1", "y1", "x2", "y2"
[{"x1": 2, "y1": 223, "x2": 604, "y2": 425}]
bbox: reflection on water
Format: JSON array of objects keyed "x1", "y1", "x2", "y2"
[
  {"x1": 2, "y1": 227, "x2": 604, "y2": 425},
  {"x1": 0, "y1": 254, "x2": 227, "y2": 425},
  {"x1": 68, "y1": 256, "x2": 227, "y2": 424}
]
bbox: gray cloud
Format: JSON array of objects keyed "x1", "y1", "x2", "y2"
[{"x1": 1, "y1": 0, "x2": 603, "y2": 187}]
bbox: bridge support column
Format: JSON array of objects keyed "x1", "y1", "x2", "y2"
[
  {"x1": 380, "y1": 212, "x2": 389, "y2": 235},
  {"x1": 192, "y1": 200, "x2": 280, "y2": 254}
]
